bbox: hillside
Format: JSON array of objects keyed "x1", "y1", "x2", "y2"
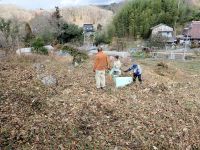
[
  {"x1": 60, "y1": 6, "x2": 113, "y2": 27},
  {"x1": 0, "y1": 4, "x2": 34, "y2": 22},
  {"x1": 97, "y1": 0, "x2": 200, "y2": 12},
  {"x1": 186, "y1": 0, "x2": 200, "y2": 7},
  {"x1": 0, "y1": 4, "x2": 113, "y2": 27},
  {"x1": 97, "y1": 2, "x2": 126, "y2": 13}
]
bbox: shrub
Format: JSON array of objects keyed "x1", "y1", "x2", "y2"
[
  {"x1": 94, "y1": 32, "x2": 111, "y2": 46},
  {"x1": 57, "y1": 23, "x2": 83, "y2": 44},
  {"x1": 157, "y1": 62, "x2": 168, "y2": 68},
  {"x1": 62, "y1": 44, "x2": 89, "y2": 63},
  {"x1": 149, "y1": 34, "x2": 168, "y2": 49},
  {"x1": 132, "y1": 51, "x2": 150, "y2": 58},
  {"x1": 40, "y1": 30, "x2": 55, "y2": 44},
  {"x1": 194, "y1": 50, "x2": 200, "y2": 56},
  {"x1": 191, "y1": 41, "x2": 200, "y2": 49},
  {"x1": 31, "y1": 38, "x2": 48, "y2": 55}
]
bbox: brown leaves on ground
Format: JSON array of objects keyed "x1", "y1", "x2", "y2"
[{"x1": 1, "y1": 55, "x2": 200, "y2": 149}]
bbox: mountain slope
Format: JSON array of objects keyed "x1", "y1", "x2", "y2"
[
  {"x1": 0, "y1": 4, "x2": 34, "y2": 21},
  {"x1": 60, "y1": 6, "x2": 113, "y2": 27},
  {"x1": 0, "y1": 4, "x2": 113, "y2": 27},
  {"x1": 186, "y1": 0, "x2": 200, "y2": 7},
  {"x1": 97, "y1": 2, "x2": 126, "y2": 13}
]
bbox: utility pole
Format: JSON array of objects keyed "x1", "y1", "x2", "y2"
[
  {"x1": 174, "y1": 0, "x2": 181, "y2": 37},
  {"x1": 183, "y1": 27, "x2": 189, "y2": 60}
]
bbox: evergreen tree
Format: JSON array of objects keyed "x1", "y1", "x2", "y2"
[
  {"x1": 109, "y1": 0, "x2": 197, "y2": 39},
  {"x1": 52, "y1": 6, "x2": 62, "y2": 40},
  {"x1": 24, "y1": 23, "x2": 33, "y2": 46}
]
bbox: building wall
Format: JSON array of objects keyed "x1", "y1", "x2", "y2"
[
  {"x1": 152, "y1": 25, "x2": 173, "y2": 35},
  {"x1": 83, "y1": 24, "x2": 94, "y2": 32},
  {"x1": 161, "y1": 31, "x2": 173, "y2": 38}
]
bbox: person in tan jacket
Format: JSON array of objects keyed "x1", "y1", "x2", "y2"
[{"x1": 93, "y1": 48, "x2": 110, "y2": 89}]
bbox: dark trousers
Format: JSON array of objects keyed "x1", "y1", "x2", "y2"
[{"x1": 133, "y1": 74, "x2": 142, "y2": 83}]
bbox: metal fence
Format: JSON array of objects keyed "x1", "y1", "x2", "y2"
[{"x1": 150, "y1": 51, "x2": 194, "y2": 60}]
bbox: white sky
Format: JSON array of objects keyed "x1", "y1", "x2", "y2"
[{"x1": 0, "y1": 0, "x2": 123, "y2": 9}]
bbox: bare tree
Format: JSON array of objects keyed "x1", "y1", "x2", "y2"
[
  {"x1": 10, "y1": 20, "x2": 20, "y2": 50},
  {"x1": 0, "y1": 18, "x2": 20, "y2": 54},
  {"x1": 149, "y1": 34, "x2": 169, "y2": 49},
  {"x1": 0, "y1": 18, "x2": 11, "y2": 48}
]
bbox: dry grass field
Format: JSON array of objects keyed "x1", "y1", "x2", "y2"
[{"x1": 1, "y1": 55, "x2": 200, "y2": 149}]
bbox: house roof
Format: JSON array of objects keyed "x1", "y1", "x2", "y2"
[
  {"x1": 187, "y1": 21, "x2": 200, "y2": 39},
  {"x1": 151, "y1": 23, "x2": 173, "y2": 30},
  {"x1": 83, "y1": 24, "x2": 93, "y2": 27}
]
